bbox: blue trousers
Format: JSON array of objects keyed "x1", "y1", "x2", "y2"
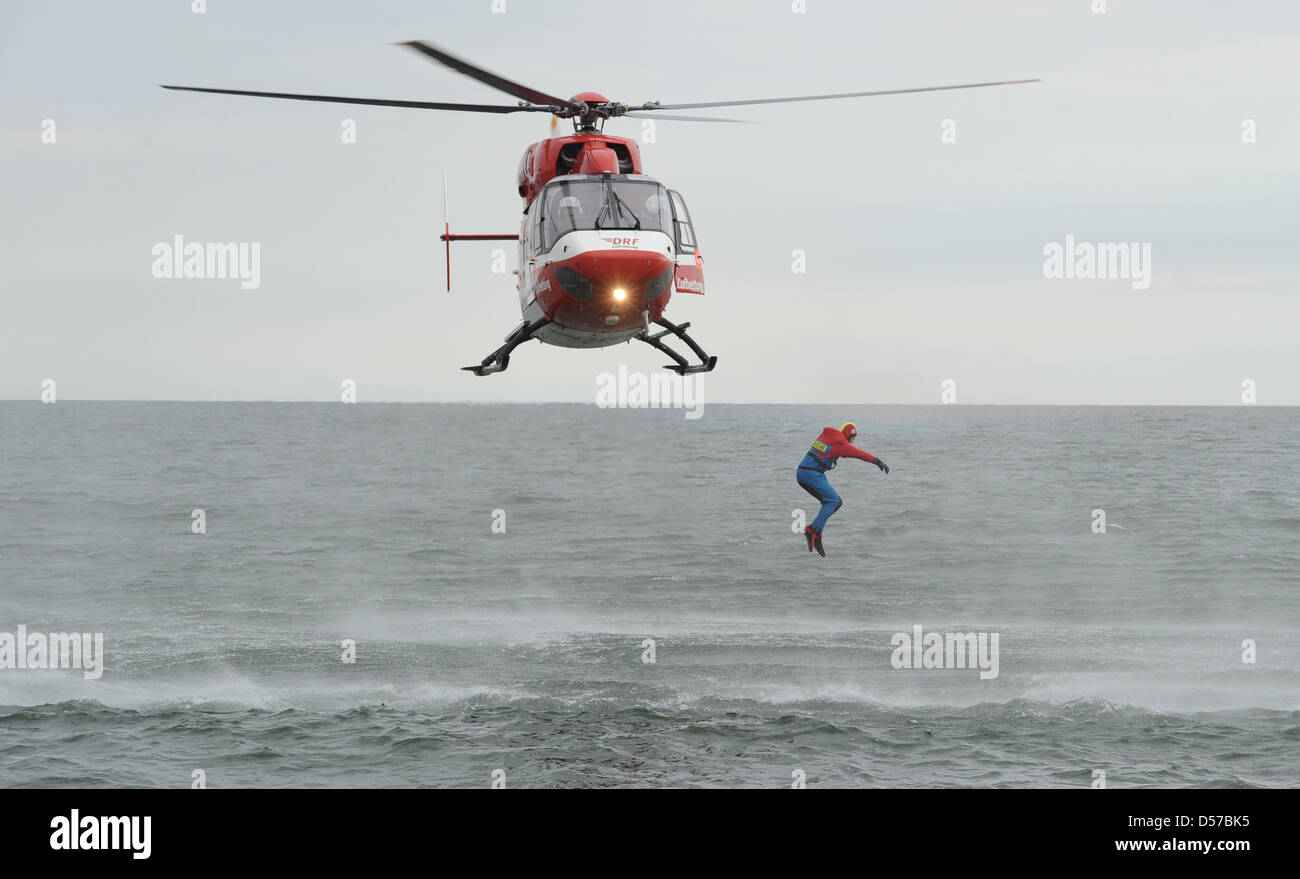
[{"x1": 797, "y1": 467, "x2": 842, "y2": 532}]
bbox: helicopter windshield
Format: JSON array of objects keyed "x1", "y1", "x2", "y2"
[{"x1": 540, "y1": 178, "x2": 670, "y2": 250}]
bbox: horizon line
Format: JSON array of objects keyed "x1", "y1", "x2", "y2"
[{"x1": 2, "y1": 399, "x2": 1295, "y2": 408}]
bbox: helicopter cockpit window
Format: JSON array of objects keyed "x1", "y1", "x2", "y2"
[
  {"x1": 528, "y1": 196, "x2": 544, "y2": 256},
  {"x1": 541, "y1": 180, "x2": 600, "y2": 249},
  {"x1": 608, "y1": 181, "x2": 671, "y2": 234},
  {"x1": 539, "y1": 179, "x2": 672, "y2": 251},
  {"x1": 669, "y1": 190, "x2": 697, "y2": 251}
]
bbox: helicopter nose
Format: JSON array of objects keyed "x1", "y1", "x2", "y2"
[{"x1": 570, "y1": 250, "x2": 672, "y2": 301}]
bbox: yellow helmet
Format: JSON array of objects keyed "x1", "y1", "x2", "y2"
[{"x1": 841, "y1": 422, "x2": 858, "y2": 442}]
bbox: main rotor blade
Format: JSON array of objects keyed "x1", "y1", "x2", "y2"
[
  {"x1": 639, "y1": 78, "x2": 1041, "y2": 111},
  {"x1": 624, "y1": 111, "x2": 755, "y2": 124},
  {"x1": 160, "y1": 85, "x2": 541, "y2": 113},
  {"x1": 400, "y1": 40, "x2": 580, "y2": 112}
]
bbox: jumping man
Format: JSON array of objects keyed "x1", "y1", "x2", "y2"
[{"x1": 796, "y1": 422, "x2": 888, "y2": 557}]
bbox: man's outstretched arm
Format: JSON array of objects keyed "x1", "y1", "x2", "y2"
[{"x1": 834, "y1": 441, "x2": 889, "y2": 473}]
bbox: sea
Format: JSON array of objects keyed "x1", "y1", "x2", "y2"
[{"x1": 1, "y1": 402, "x2": 1297, "y2": 787}]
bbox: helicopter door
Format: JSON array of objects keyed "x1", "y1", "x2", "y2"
[
  {"x1": 520, "y1": 198, "x2": 543, "y2": 305},
  {"x1": 667, "y1": 190, "x2": 704, "y2": 295}
]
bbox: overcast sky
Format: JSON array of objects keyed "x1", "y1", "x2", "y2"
[{"x1": 2, "y1": 0, "x2": 1297, "y2": 404}]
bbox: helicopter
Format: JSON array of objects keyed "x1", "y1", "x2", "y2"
[{"x1": 163, "y1": 41, "x2": 1038, "y2": 376}]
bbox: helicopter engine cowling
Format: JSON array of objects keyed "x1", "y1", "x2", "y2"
[
  {"x1": 573, "y1": 146, "x2": 620, "y2": 175},
  {"x1": 516, "y1": 135, "x2": 643, "y2": 206}
]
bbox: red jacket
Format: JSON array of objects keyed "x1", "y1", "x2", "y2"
[{"x1": 801, "y1": 426, "x2": 878, "y2": 472}]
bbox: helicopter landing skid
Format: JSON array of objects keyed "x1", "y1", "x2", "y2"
[
  {"x1": 637, "y1": 317, "x2": 719, "y2": 376},
  {"x1": 462, "y1": 317, "x2": 552, "y2": 376}
]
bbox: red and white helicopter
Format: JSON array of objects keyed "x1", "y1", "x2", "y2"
[{"x1": 164, "y1": 42, "x2": 1037, "y2": 375}]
